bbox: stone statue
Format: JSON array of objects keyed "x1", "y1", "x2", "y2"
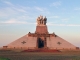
[
  {"x1": 37, "y1": 15, "x2": 47, "y2": 26},
  {"x1": 40, "y1": 15, "x2": 43, "y2": 20}
]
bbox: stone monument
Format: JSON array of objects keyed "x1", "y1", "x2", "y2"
[{"x1": 3, "y1": 15, "x2": 78, "y2": 50}]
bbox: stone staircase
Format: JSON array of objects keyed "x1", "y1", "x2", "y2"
[{"x1": 22, "y1": 48, "x2": 61, "y2": 52}]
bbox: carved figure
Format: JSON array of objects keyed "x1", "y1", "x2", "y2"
[{"x1": 37, "y1": 15, "x2": 47, "y2": 25}]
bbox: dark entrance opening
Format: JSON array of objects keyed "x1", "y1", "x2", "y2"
[{"x1": 38, "y1": 38, "x2": 44, "y2": 48}]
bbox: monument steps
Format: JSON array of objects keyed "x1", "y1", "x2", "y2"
[{"x1": 22, "y1": 49, "x2": 61, "y2": 52}]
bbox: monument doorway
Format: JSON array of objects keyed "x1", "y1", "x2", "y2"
[{"x1": 38, "y1": 38, "x2": 44, "y2": 48}]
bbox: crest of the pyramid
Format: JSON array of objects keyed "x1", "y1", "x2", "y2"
[{"x1": 3, "y1": 15, "x2": 78, "y2": 50}]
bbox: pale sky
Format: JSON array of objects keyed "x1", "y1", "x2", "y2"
[{"x1": 0, "y1": 0, "x2": 80, "y2": 47}]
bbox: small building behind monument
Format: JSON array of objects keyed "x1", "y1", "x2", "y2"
[{"x1": 3, "y1": 15, "x2": 78, "y2": 50}]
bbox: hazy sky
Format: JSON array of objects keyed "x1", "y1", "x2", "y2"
[{"x1": 0, "y1": 0, "x2": 80, "y2": 47}]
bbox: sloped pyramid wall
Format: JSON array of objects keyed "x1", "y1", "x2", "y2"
[
  {"x1": 7, "y1": 35, "x2": 37, "y2": 49},
  {"x1": 47, "y1": 36, "x2": 76, "y2": 49}
]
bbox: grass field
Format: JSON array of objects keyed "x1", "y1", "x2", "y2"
[
  {"x1": 0, "y1": 49, "x2": 80, "y2": 60},
  {"x1": 0, "y1": 57, "x2": 10, "y2": 60}
]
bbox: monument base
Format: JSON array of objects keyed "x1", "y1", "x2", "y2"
[{"x1": 22, "y1": 49, "x2": 61, "y2": 52}]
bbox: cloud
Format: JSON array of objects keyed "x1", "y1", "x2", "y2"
[
  {"x1": 67, "y1": 24, "x2": 80, "y2": 26},
  {"x1": 1, "y1": 1, "x2": 49, "y2": 18},
  {"x1": 61, "y1": 18, "x2": 69, "y2": 21},
  {"x1": 12, "y1": 7, "x2": 27, "y2": 13},
  {"x1": 0, "y1": 1, "x2": 35, "y2": 21},
  {"x1": 61, "y1": 18, "x2": 69, "y2": 22},
  {"x1": 48, "y1": 16, "x2": 59, "y2": 18},
  {"x1": 34, "y1": 6, "x2": 50, "y2": 14},
  {"x1": 0, "y1": 0, "x2": 50, "y2": 20},
  {"x1": 0, "y1": 18, "x2": 36, "y2": 25},
  {"x1": 3, "y1": 1, "x2": 14, "y2": 6},
  {"x1": 47, "y1": 23, "x2": 65, "y2": 26},
  {"x1": 50, "y1": 1, "x2": 61, "y2": 8},
  {"x1": 0, "y1": 18, "x2": 27, "y2": 24},
  {"x1": 0, "y1": 11, "x2": 8, "y2": 17},
  {"x1": 47, "y1": 22, "x2": 80, "y2": 26},
  {"x1": 35, "y1": 7, "x2": 44, "y2": 11},
  {"x1": 0, "y1": 7, "x2": 17, "y2": 17},
  {"x1": 5, "y1": 1, "x2": 29, "y2": 13}
]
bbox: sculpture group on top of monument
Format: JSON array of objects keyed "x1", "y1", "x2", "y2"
[{"x1": 37, "y1": 15, "x2": 47, "y2": 25}]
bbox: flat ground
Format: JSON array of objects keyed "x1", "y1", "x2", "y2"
[{"x1": 0, "y1": 49, "x2": 80, "y2": 60}]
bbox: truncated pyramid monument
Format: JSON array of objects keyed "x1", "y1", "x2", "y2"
[{"x1": 3, "y1": 15, "x2": 78, "y2": 50}]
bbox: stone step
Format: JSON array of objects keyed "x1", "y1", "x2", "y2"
[{"x1": 22, "y1": 49, "x2": 61, "y2": 52}]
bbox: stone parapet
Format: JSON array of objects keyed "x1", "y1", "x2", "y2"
[{"x1": 28, "y1": 33, "x2": 56, "y2": 37}]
